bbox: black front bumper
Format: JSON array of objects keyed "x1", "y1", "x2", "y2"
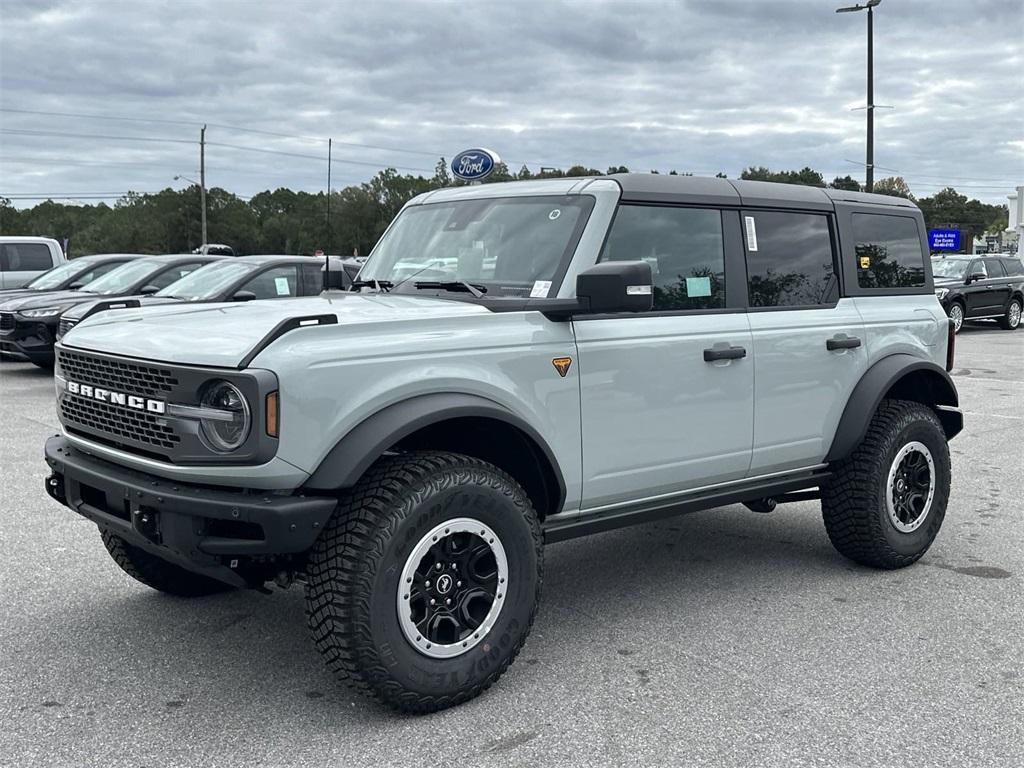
[
  {"x1": 44, "y1": 436, "x2": 337, "y2": 587},
  {"x1": 0, "y1": 316, "x2": 57, "y2": 364}
]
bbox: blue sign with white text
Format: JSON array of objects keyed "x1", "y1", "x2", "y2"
[
  {"x1": 929, "y1": 229, "x2": 961, "y2": 251},
  {"x1": 452, "y1": 148, "x2": 499, "y2": 182}
]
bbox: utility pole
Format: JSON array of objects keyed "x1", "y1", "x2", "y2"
[
  {"x1": 200, "y1": 124, "x2": 208, "y2": 251},
  {"x1": 836, "y1": 0, "x2": 881, "y2": 192},
  {"x1": 326, "y1": 138, "x2": 332, "y2": 255}
]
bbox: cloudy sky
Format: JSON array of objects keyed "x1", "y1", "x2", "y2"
[{"x1": 1, "y1": 0, "x2": 1021, "y2": 206}]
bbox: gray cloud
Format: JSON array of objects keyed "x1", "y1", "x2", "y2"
[{"x1": 1, "y1": 0, "x2": 1021, "y2": 206}]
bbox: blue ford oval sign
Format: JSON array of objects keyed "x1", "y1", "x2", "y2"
[{"x1": 452, "y1": 148, "x2": 500, "y2": 182}]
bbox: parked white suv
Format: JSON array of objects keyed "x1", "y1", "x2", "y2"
[{"x1": 0, "y1": 237, "x2": 66, "y2": 288}]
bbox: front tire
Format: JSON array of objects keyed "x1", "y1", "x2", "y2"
[
  {"x1": 948, "y1": 301, "x2": 965, "y2": 334},
  {"x1": 305, "y1": 451, "x2": 543, "y2": 713},
  {"x1": 100, "y1": 532, "x2": 235, "y2": 597},
  {"x1": 821, "y1": 400, "x2": 950, "y2": 569},
  {"x1": 999, "y1": 297, "x2": 1021, "y2": 330}
]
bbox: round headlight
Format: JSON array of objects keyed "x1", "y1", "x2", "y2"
[{"x1": 199, "y1": 380, "x2": 251, "y2": 452}]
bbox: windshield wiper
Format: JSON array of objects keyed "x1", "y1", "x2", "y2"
[
  {"x1": 414, "y1": 281, "x2": 488, "y2": 298},
  {"x1": 350, "y1": 279, "x2": 393, "y2": 292}
]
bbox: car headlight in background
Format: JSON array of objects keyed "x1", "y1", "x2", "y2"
[
  {"x1": 19, "y1": 307, "x2": 65, "y2": 318},
  {"x1": 935, "y1": 288, "x2": 949, "y2": 300},
  {"x1": 198, "y1": 380, "x2": 251, "y2": 452}
]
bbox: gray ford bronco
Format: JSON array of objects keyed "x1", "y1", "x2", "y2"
[{"x1": 44, "y1": 174, "x2": 962, "y2": 712}]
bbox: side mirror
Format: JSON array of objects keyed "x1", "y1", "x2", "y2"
[
  {"x1": 139, "y1": 284, "x2": 160, "y2": 295},
  {"x1": 69, "y1": 281, "x2": 85, "y2": 289},
  {"x1": 967, "y1": 272, "x2": 985, "y2": 284},
  {"x1": 232, "y1": 290, "x2": 257, "y2": 302},
  {"x1": 575, "y1": 261, "x2": 653, "y2": 314}
]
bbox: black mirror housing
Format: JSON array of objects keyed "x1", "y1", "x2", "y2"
[
  {"x1": 232, "y1": 290, "x2": 257, "y2": 302},
  {"x1": 139, "y1": 284, "x2": 160, "y2": 295},
  {"x1": 575, "y1": 261, "x2": 653, "y2": 314},
  {"x1": 967, "y1": 272, "x2": 985, "y2": 284}
]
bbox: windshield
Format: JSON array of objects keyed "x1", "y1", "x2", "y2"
[
  {"x1": 26, "y1": 260, "x2": 91, "y2": 290},
  {"x1": 156, "y1": 260, "x2": 256, "y2": 300},
  {"x1": 358, "y1": 195, "x2": 594, "y2": 298},
  {"x1": 931, "y1": 258, "x2": 971, "y2": 279},
  {"x1": 79, "y1": 260, "x2": 163, "y2": 295}
]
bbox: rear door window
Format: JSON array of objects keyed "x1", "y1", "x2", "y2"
[
  {"x1": 743, "y1": 211, "x2": 837, "y2": 307},
  {"x1": 1, "y1": 243, "x2": 54, "y2": 271},
  {"x1": 599, "y1": 205, "x2": 726, "y2": 311},
  {"x1": 852, "y1": 214, "x2": 926, "y2": 289},
  {"x1": 1000, "y1": 258, "x2": 1024, "y2": 277}
]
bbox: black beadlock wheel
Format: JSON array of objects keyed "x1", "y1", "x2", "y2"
[
  {"x1": 999, "y1": 297, "x2": 1021, "y2": 330},
  {"x1": 304, "y1": 451, "x2": 543, "y2": 714},
  {"x1": 100, "y1": 531, "x2": 235, "y2": 597},
  {"x1": 820, "y1": 399, "x2": 951, "y2": 569}
]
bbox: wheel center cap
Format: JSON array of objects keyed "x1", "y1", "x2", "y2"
[
  {"x1": 435, "y1": 573, "x2": 454, "y2": 595},
  {"x1": 896, "y1": 479, "x2": 906, "y2": 492}
]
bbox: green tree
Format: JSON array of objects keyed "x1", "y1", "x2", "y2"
[
  {"x1": 873, "y1": 176, "x2": 914, "y2": 200},
  {"x1": 830, "y1": 175, "x2": 861, "y2": 191}
]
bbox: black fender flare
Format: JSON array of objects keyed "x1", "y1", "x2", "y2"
[
  {"x1": 302, "y1": 393, "x2": 567, "y2": 507},
  {"x1": 826, "y1": 354, "x2": 962, "y2": 462}
]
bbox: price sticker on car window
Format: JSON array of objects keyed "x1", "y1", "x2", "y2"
[
  {"x1": 275, "y1": 277, "x2": 291, "y2": 296},
  {"x1": 530, "y1": 280, "x2": 552, "y2": 298},
  {"x1": 744, "y1": 216, "x2": 758, "y2": 252}
]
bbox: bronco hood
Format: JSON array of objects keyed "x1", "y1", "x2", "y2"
[{"x1": 59, "y1": 292, "x2": 491, "y2": 368}]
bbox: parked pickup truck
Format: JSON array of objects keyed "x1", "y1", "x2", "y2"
[{"x1": 0, "y1": 236, "x2": 66, "y2": 288}]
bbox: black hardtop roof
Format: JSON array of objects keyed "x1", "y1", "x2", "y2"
[{"x1": 604, "y1": 173, "x2": 919, "y2": 211}]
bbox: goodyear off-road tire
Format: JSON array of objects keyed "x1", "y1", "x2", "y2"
[
  {"x1": 100, "y1": 531, "x2": 234, "y2": 597},
  {"x1": 821, "y1": 399, "x2": 950, "y2": 569},
  {"x1": 998, "y1": 297, "x2": 1021, "y2": 330},
  {"x1": 305, "y1": 451, "x2": 543, "y2": 713}
]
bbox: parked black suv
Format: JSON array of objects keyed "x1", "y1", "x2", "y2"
[
  {"x1": 57, "y1": 255, "x2": 332, "y2": 339},
  {"x1": 0, "y1": 254, "x2": 222, "y2": 367},
  {"x1": 932, "y1": 255, "x2": 1024, "y2": 333},
  {"x1": 0, "y1": 253, "x2": 146, "y2": 302}
]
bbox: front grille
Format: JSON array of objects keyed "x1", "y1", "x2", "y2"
[
  {"x1": 0, "y1": 312, "x2": 14, "y2": 332},
  {"x1": 58, "y1": 349, "x2": 178, "y2": 398},
  {"x1": 60, "y1": 396, "x2": 181, "y2": 451},
  {"x1": 58, "y1": 318, "x2": 77, "y2": 338}
]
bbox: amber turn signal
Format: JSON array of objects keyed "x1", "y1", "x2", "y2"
[{"x1": 265, "y1": 391, "x2": 279, "y2": 437}]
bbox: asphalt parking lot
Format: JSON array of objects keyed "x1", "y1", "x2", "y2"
[{"x1": 1, "y1": 322, "x2": 1021, "y2": 768}]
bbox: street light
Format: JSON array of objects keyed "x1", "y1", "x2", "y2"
[{"x1": 836, "y1": 0, "x2": 881, "y2": 192}]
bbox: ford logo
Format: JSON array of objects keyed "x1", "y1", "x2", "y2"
[{"x1": 451, "y1": 148, "x2": 500, "y2": 182}]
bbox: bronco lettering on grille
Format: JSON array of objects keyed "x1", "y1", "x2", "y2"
[{"x1": 65, "y1": 380, "x2": 166, "y2": 414}]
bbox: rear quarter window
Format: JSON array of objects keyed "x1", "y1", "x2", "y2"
[
  {"x1": 1000, "y1": 258, "x2": 1024, "y2": 277},
  {"x1": 853, "y1": 214, "x2": 926, "y2": 289}
]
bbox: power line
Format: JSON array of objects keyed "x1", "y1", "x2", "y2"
[
  {"x1": 206, "y1": 141, "x2": 437, "y2": 174},
  {"x1": 0, "y1": 128, "x2": 194, "y2": 145}
]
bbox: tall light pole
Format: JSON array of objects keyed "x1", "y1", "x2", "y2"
[
  {"x1": 837, "y1": 0, "x2": 881, "y2": 192},
  {"x1": 199, "y1": 124, "x2": 208, "y2": 251}
]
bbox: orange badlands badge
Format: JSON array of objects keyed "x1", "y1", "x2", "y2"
[{"x1": 552, "y1": 357, "x2": 572, "y2": 377}]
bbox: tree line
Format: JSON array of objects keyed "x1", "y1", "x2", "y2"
[{"x1": 0, "y1": 159, "x2": 1008, "y2": 258}]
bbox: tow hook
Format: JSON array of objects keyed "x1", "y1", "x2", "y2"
[
  {"x1": 744, "y1": 497, "x2": 777, "y2": 514},
  {"x1": 132, "y1": 508, "x2": 161, "y2": 543}
]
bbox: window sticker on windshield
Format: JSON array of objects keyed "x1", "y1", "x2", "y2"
[
  {"x1": 274, "y1": 276, "x2": 291, "y2": 296},
  {"x1": 530, "y1": 280, "x2": 552, "y2": 298},
  {"x1": 744, "y1": 216, "x2": 758, "y2": 252},
  {"x1": 548, "y1": 209, "x2": 561, "y2": 221},
  {"x1": 685, "y1": 276, "x2": 712, "y2": 297}
]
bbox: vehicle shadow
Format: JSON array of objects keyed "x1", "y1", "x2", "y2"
[
  {"x1": 25, "y1": 504, "x2": 856, "y2": 720},
  {"x1": 0, "y1": 360, "x2": 52, "y2": 378}
]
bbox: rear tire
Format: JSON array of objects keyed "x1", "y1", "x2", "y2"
[
  {"x1": 101, "y1": 531, "x2": 235, "y2": 597},
  {"x1": 821, "y1": 399, "x2": 950, "y2": 569},
  {"x1": 305, "y1": 451, "x2": 543, "y2": 713},
  {"x1": 999, "y1": 297, "x2": 1021, "y2": 330}
]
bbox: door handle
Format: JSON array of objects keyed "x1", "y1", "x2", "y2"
[
  {"x1": 826, "y1": 335, "x2": 862, "y2": 351},
  {"x1": 703, "y1": 345, "x2": 747, "y2": 362}
]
